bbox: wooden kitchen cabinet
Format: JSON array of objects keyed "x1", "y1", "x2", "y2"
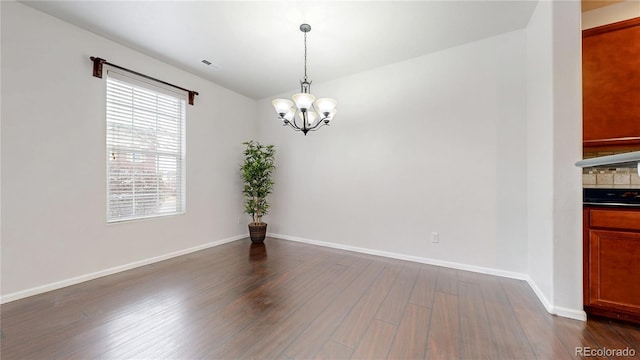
[
  {"x1": 583, "y1": 207, "x2": 640, "y2": 324},
  {"x1": 582, "y1": 17, "x2": 640, "y2": 150}
]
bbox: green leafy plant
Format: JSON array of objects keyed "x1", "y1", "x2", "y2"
[{"x1": 241, "y1": 140, "x2": 276, "y2": 225}]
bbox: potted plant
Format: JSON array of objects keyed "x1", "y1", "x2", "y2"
[{"x1": 241, "y1": 140, "x2": 275, "y2": 243}]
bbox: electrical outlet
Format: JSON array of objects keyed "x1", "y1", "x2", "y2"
[
  {"x1": 237, "y1": 216, "x2": 241, "y2": 224},
  {"x1": 431, "y1": 232, "x2": 439, "y2": 243}
]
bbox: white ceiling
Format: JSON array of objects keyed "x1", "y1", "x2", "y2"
[{"x1": 21, "y1": 1, "x2": 539, "y2": 100}]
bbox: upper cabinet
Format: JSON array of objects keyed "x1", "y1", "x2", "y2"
[{"x1": 583, "y1": 17, "x2": 640, "y2": 150}]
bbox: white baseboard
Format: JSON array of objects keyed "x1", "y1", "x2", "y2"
[
  {"x1": 524, "y1": 276, "x2": 555, "y2": 314},
  {"x1": 0, "y1": 233, "x2": 247, "y2": 304},
  {"x1": 553, "y1": 306, "x2": 587, "y2": 321},
  {"x1": 523, "y1": 276, "x2": 586, "y2": 321},
  {"x1": 269, "y1": 232, "x2": 587, "y2": 322},
  {"x1": 268, "y1": 233, "x2": 528, "y2": 280}
]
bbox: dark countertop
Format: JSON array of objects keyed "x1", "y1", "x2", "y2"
[{"x1": 583, "y1": 188, "x2": 640, "y2": 208}]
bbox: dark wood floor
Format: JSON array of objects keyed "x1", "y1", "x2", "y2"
[{"x1": 2, "y1": 238, "x2": 639, "y2": 359}]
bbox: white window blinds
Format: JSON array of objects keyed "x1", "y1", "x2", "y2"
[{"x1": 106, "y1": 70, "x2": 186, "y2": 222}]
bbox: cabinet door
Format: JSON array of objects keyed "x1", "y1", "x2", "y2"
[
  {"x1": 587, "y1": 229, "x2": 640, "y2": 313},
  {"x1": 583, "y1": 18, "x2": 640, "y2": 148}
]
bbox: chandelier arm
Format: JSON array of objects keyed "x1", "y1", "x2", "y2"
[
  {"x1": 308, "y1": 122, "x2": 329, "y2": 132},
  {"x1": 280, "y1": 115, "x2": 302, "y2": 131},
  {"x1": 308, "y1": 120, "x2": 322, "y2": 131},
  {"x1": 308, "y1": 119, "x2": 327, "y2": 131},
  {"x1": 284, "y1": 120, "x2": 301, "y2": 131},
  {"x1": 291, "y1": 111, "x2": 301, "y2": 130},
  {"x1": 306, "y1": 104, "x2": 328, "y2": 131},
  {"x1": 307, "y1": 115, "x2": 329, "y2": 131},
  {"x1": 308, "y1": 104, "x2": 321, "y2": 128}
]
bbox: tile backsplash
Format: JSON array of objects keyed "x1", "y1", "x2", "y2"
[{"x1": 582, "y1": 150, "x2": 640, "y2": 188}]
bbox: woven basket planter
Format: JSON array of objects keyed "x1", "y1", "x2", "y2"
[{"x1": 248, "y1": 223, "x2": 267, "y2": 243}]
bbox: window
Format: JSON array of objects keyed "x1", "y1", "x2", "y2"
[{"x1": 106, "y1": 71, "x2": 186, "y2": 222}]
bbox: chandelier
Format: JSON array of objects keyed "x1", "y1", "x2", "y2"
[{"x1": 271, "y1": 24, "x2": 337, "y2": 135}]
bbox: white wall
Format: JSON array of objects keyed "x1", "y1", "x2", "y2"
[
  {"x1": 0, "y1": 1, "x2": 3, "y2": 296},
  {"x1": 526, "y1": 0, "x2": 584, "y2": 320},
  {"x1": 257, "y1": 30, "x2": 529, "y2": 275},
  {"x1": 551, "y1": 0, "x2": 584, "y2": 318},
  {"x1": 1, "y1": 2, "x2": 255, "y2": 299},
  {"x1": 582, "y1": 0, "x2": 640, "y2": 29},
  {"x1": 526, "y1": 0, "x2": 555, "y2": 312}
]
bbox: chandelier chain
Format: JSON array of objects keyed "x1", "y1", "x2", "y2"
[{"x1": 303, "y1": 31, "x2": 308, "y2": 82}]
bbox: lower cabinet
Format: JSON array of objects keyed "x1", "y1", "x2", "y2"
[{"x1": 584, "y1": 207, "x2": 640, "y2": 324}]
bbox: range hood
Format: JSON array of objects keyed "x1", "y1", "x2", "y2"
[{"x1": 575, "y1": 151, "x2": 640, "y2": 169}]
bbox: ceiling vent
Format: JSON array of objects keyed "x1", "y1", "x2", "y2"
[{"x1": 200, "y1": 59, "x2": 220, "y2": 70}]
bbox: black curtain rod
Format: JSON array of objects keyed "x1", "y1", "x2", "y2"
[{"x1": 90, "y1": 56, "x2": 199, "y2": 105}]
